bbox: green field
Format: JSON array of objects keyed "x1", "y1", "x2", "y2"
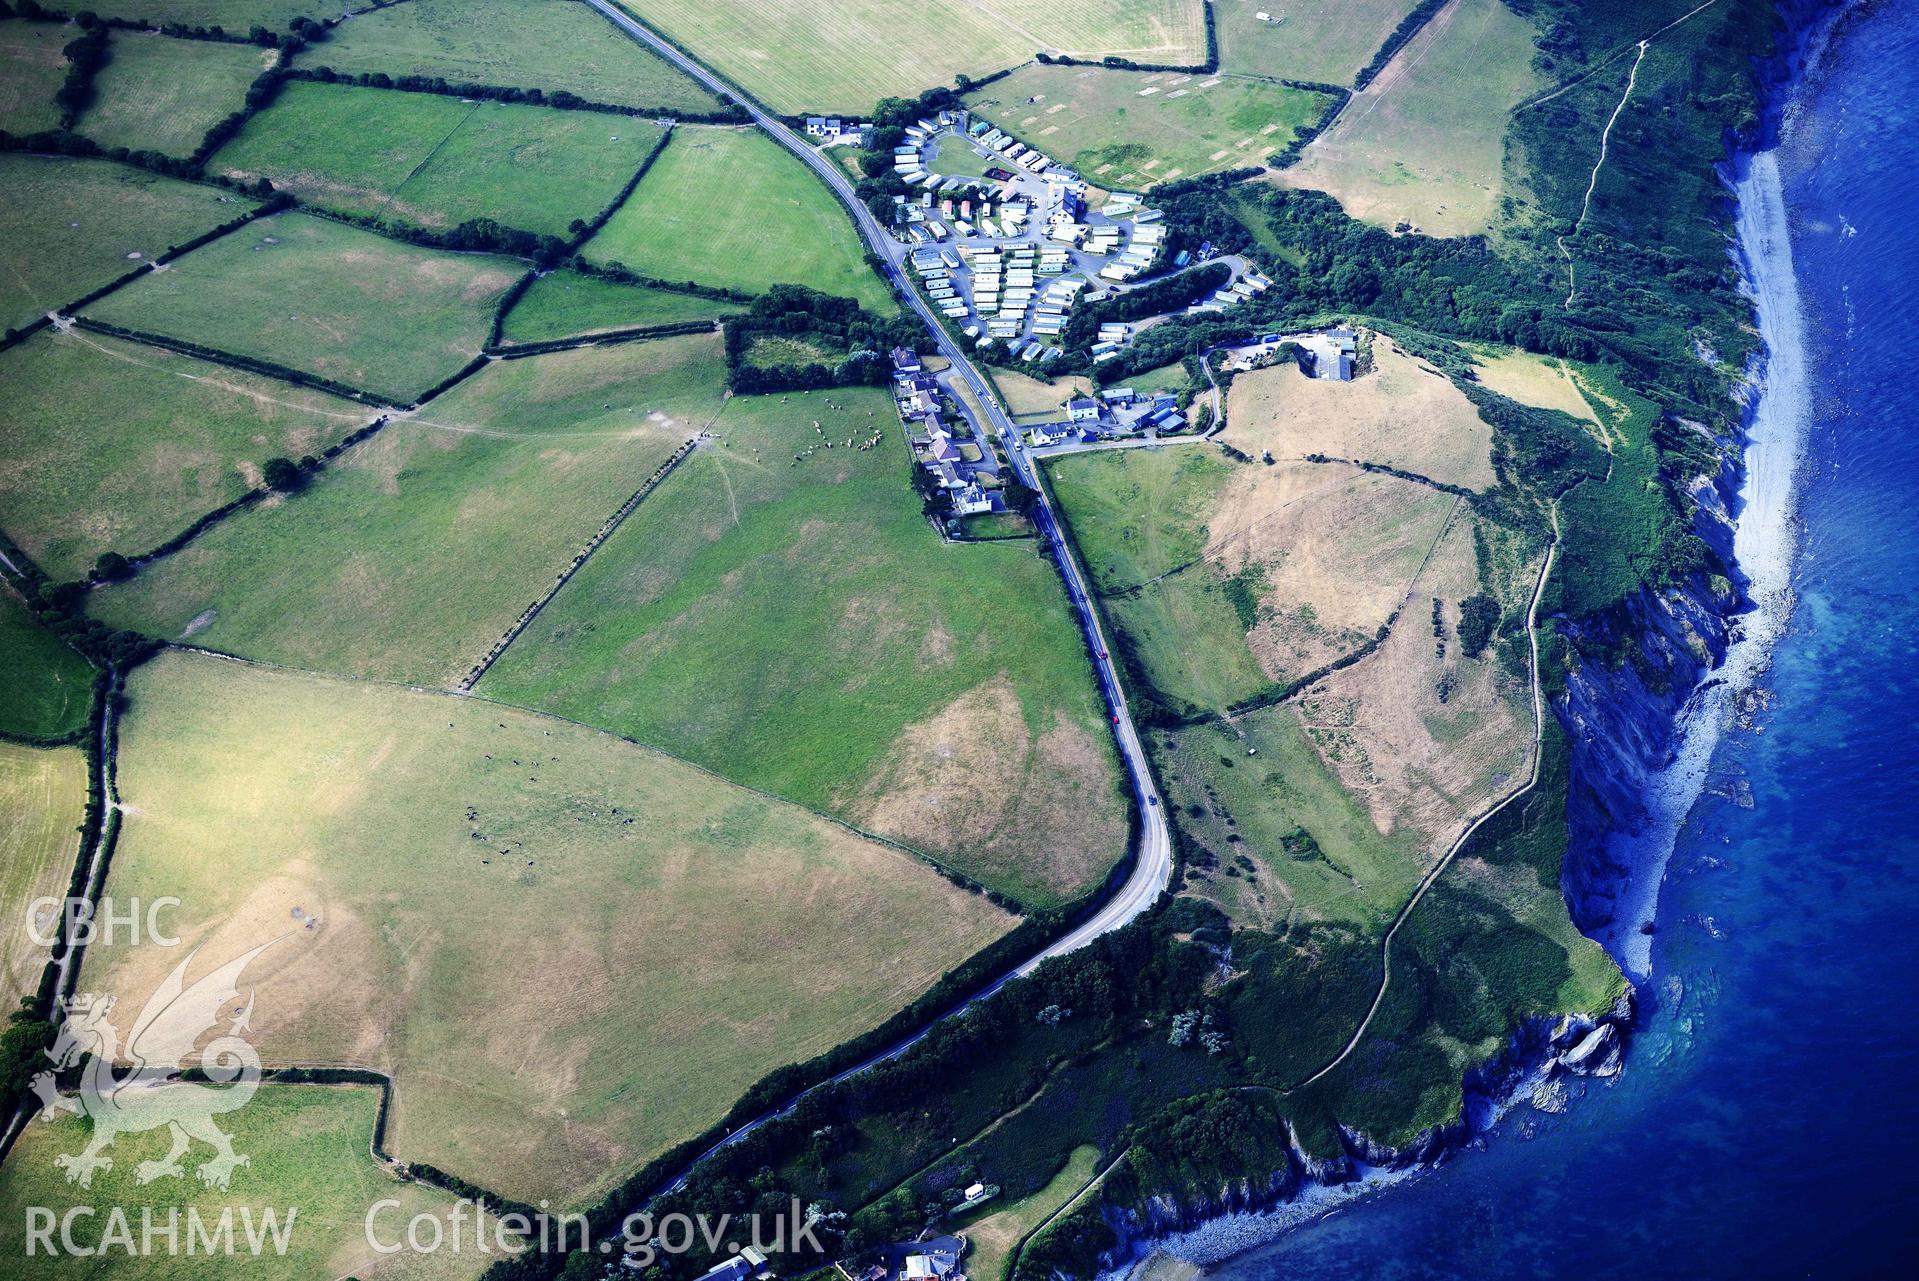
[
  {"x1": 583, "y1": 126, "x2": 893, "y2": 312},
  {"x1": 84, "y1": 650, "x2": 1011, "y2": 1205},
  {"x1": 0, "y1": 19, "x2": 64, "y2": 137},
  {"x1": 926, "y1": 134, "x2": 1001, "y2": 180},
  {"x1": 1214, "y1": 0, "x2": 1421, "y2": 85},
  {"x1": 212, "y1": 81, "x2": 666, "y2": 238},
  {"x1": 305, "y1": 0, "x2": 723, "y2": 115},
  {"x1": 85, "y1": 210, "x2": 521, "y2": 403},
  {"x1": 0, "y1": 327, "x2": 373, "y2": 580},
  {"x1": 614, "y1": 0, "x2": 1208, "y2": 114},
  {"x1": 1046, "y1": 447, "x2": 1276, "y2": 713},
  {"x1": 0, "y1": 154, "x2": 256, "y2": 336},
  {"x1": 480, "y1": 381, "x2": 1128, "y2": 909},
  {"x1": 954, "y1": 1144, "x2": 1100, "y2": 1281},
  {"x1": 80, "y1": 31, "x2": 271, "y2": 158},
  {"x1": 81, "y1": 0, "x2": 320, "y2": 27},
  {"x1": 1281, "y1": 0, "x2": 1541, "y2": 237},
  {"x1": 1158, "y1": 707, "x2": 1425, "y2": 932},
  {"x1": 498, "y1": 268, "x2": 744, "y2": 344},
  {"x1": 966, "y1": 64, "x2": 1336, "y2": 188},
  {"x1": 0, "y1": 1084, "x2": 488, "y2": 1281},
  {"x1": 0, "y1": 590, "x2": 93, "y2": 742},
  {"x1": 90, "y1": 333, "x2": 720, "y2": 687},
  {"x1": 0, "y1": 742, "x2": 85, "y2": 1010}
]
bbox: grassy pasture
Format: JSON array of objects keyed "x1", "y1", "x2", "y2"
[
  {"x1": 0, "y1": 589, "x2": 93, "y2": 742},
  {"x1": 80, "y1": 0, "x2": 319, "y2": 28},
  {"x1": 1050, "y1": 440, "x2": 1459, "y2": 717},
  {"x1": 0, "y1": 327, "x2": 373, "y2": 580},
  {"x1": 212, "y1": 81, "x2": 666, "y2": 239},
  {"x1": 0, "y1": 742, "x2": 85, "y2": 1011},
  {"x1": 0, "y1": 19, "x2": 65, "y2": 137},
  {"x1": 583, "y1": 127, "x2": 893, "y2": 312},
  {"x1": 614, "y1": 0, "x2": 1207, "y2": 115},
  {"x1": 85, "y1": 651, "x2": 1012, "y2": 1206},
  {"x1": 1223, "y1": 336, "x2": 1496, "y2": 490},
  {"x1": 308, "y1": 0, "x2": 723, "y2": 115},
  {"x1": 0, "y1": 154, "x2": 256, "y2": 336},
  {"x1": 80, "y1": 32, "x2": 271, "y2": 158},
  {"x1": 0, "y1": 1084, "x2": 489, "y2": 1281},
  {"x1": 1046, "y1": 447, "x2": 1273, "y2": 713},
  {"x1": 90, "y1": 333, "x2": 719, "y2": 687},
  {"x1": 1292, "y1": 510, "x2": 1533, "y2": 853},
  {"x1": 1465, "y1": 343, "x2": 1603, "y2": 427},
  {"x1": 954, "y1": 1144, "x2": 1100, "y2": 1281},
  {"x1": 499, "y1": 269, "x2": 743, "y2": 344},
  {"x1": 965, "y1": 63, "x2": 1335, "y2": 189},
  {"x1": 84, "y1": 210, "x2": 520, "y2": 403},
  {"x1": 1158, "y1": 702, "x2": 1427, "y2": 932},
  {"x1": 1214, "y1": 0, "x2": 1421, "y2": 85},
  {"x1": 993, "y1": 367, "x2": 1086, "y2": 421},
  {"x1": 479, "y1": 382, "x2": 1128, "y2": 909},
  {"x1": 1279, "y1": 0, "x2": 1541, "y2": 237}
]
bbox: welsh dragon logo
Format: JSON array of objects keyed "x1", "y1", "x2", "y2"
[{"x1": 31, "y1": 939, "x2": 279, "y2": 1190}]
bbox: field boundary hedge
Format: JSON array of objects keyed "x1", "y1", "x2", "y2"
[
  {"x1": 1268, "y1": 83, "x2": 1350, "y2": 170},
  {"x1": 69, "y1": 316, "x2": 398, "y2": 406},
  {"x1": 1353, "y1": 0, "x2": 1448, "y2": 92},
  {"x1": 285, "y1": 66, "x2": 750, "y2": 124},
  {"x1": 490, "y1": 318, "x2": 718, "y2": 357},
  {"x1": 458, "y1": 434, "x2": 700, "y2": 689},
  {"x1": 569, "y1": 255, "x2": 757, "y2": 304}
]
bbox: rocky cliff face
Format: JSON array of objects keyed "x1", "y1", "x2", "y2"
[
  {"x1": 1094, "y1": 993, "x2": 1639, "y2": 1272},
  {"x1": 1559, "y1": 442, "x2": 1744, "y2": 961}
]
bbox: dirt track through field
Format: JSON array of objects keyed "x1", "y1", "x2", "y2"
[{"x1": 1285, "y1": 497, "x2": 1564, "y2": 1093}]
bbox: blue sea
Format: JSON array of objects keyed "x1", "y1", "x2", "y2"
[{"x1": 1202, "y1": 6, "x2": 1919, "y2": 1278}]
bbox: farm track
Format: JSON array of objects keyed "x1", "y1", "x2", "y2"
[{"x1": 1283, "y1": 500, "x2": 1563, "y2": 1093}]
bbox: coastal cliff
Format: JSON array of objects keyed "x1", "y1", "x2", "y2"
[{"x1": 1091, "y1": 996, "x2": 1638, "y2": 1271}]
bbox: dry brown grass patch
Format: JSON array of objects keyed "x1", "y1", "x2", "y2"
[
  {"x1": 853, "y1": 676, "x2": 1126, "y2": 905},
  {"x1": 1289, "y1": 512, "x2": 1535, "y2": 846},
  {"x1": 1224, "y1": 335, "x2": 1495, "y2": 490},
  {"x1": 1208, "y1": 461, "x2": 1457, "y2": 684}
]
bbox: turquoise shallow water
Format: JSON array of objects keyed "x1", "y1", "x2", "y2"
[{"x1": 1205, "y1": 7, "x2": 1919, "y2": 1278}]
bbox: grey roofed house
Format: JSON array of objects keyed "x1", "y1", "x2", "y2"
[
  {"x1": 1067, "y1": 397, "x2": 1102, "y2": 422},
  {"x1": 898, "y1": 373, "x2": 941, "y2": 394},
  {"x1": 927, "y1": 433, "x2": 961, "y2": 463},
  {"x1": 892, "y1": 346, "x2": 922, "y2": 372}
]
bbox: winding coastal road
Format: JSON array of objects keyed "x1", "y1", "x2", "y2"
[{"x1": 582, "y1": 0, "x2": 1171, "y2": 1212}]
